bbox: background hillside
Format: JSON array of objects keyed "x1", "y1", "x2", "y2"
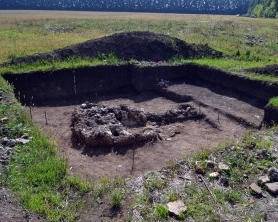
[{"x1": 0, "y1": 0, "x2": 248, "y2": 15}]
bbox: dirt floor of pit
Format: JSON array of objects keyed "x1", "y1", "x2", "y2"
[{"x1": 29, "y1": 85, "x2": 264, "y2": 180}]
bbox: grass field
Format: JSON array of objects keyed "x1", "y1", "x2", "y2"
[
  {"x1": 0, "y1": 10, "x2": 277, "y2": 66},
  {"x1": 0, "y1": 11, "x2": 278, "y2": 221}
]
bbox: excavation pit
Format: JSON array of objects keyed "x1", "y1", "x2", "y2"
[{"x1": 3, "y1": 63, "x2": 277, "y2": 179}]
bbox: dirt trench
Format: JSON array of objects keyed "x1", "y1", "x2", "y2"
[
  {"x1": 4, "y1": 63, "x2": 271, "y2": 180},
  {"x1": 29, "y1": 82, "x2": 264, "y2": 180}
]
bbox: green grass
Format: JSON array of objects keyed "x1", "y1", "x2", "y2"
[
  {"x1": 268, "y1": 97, "x2": 278, "y2": 108},
  {"x1": 0, "y1": 54, "x2": 124, "y2": 74},
  {"x1": 153, "y1": 204, "x2": 169, "y2": 220},
  {"x1": 0, "y1": 76, "x2": 88, "y2": 221},
  {"x1": 129, "y1": 129, "x2": 277, "y2": 221},
  {"x1": 0, "y1": 12, "x2": 278, "y2": 221},
  {"x1": 0, "y1": 12, "x2": 277, "y2": 68},
  {"x1": 170, "y1": 57, "x2": 278, "y2": 84}
]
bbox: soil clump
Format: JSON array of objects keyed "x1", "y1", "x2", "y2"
[{"x1": 246, "y1": 64, "x2": 278, "y2": 76}]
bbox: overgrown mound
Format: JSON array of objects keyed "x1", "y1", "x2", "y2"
[
  {"x1": 246, "y1": 64, "x2": 278, "y2": 76},
  {"x1": 7, "y1": 31, "x2": 222, "y2": 65}
]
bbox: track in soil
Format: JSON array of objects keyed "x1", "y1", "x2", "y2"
[{"x1": 30, "y1": 84, "x2": 264, "y2": 180}]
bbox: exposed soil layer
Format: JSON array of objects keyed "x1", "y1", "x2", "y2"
[
  {"x1": 246, "y1": 64, "x2": 278, "y2": 76},
  {"x1": 264, "y1": 105, "x2": 278, "y2": 125},
  {"x1": 4, "y1": 62, "x2": 273, "y2": 179},
  {"x1": 4, "y1": 31, "x2": 222, "y2": 65},
  {"x1": 4, "y1": 64, "x2": 278, "y2": 106}
]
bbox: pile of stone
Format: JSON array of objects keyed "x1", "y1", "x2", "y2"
[
  {"x1": 195, "y1": 160, "x2": 230, "y2": 187},
  {"x1": 71, "y1": 102, "x2": 201, "y2": 148},
  {"x1": 0, "y1": 134, "x2": 31, "y2": 165},
  {"x1": 250, "y1": 167, "x2": 278, "y2": 197}
]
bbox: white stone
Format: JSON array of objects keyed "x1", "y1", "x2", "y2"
[
  {"x1": 265, "y1": 182, "x2": 278, "y2": 195},
  {"x1": 218, "y1": 162, "x2": 230, "y2": 172},
  {"x1": 209, "y1": 172, "x2": 220, "y2": 179},
  {"x1": 167, "y1": 200, "x2": 187, "y2": 216},
  {"x1": 258, "y1": 176, "x2": 270, "y2": 186},
  {"x1": 250, "y1": 183, "x2": 262, "y2": 196}
]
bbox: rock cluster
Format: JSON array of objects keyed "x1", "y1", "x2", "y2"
[
  {"x1": 194, "y1": 160, "x2": 230, "y2": 186},
  {"x1": 0, "y1": 134, "x2": 31, "y2": 165},
  {"x1": 71, "y1": 102, "x2": 201, "y2": 148},
  {"x1": 250, "y1": 167, "x2": 278, "y2": 196}
]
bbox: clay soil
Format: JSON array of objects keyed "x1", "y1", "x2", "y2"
[{"x1": 30, "y1": 83, "x2": 264, "y2": 180}]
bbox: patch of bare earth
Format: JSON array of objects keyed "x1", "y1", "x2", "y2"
[{"x1": 30, "y1": 83, "x2": 264, "y2": 181}]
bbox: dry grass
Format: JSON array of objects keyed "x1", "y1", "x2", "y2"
[{"x1": 0, "y1": 10, "x2": 277, "y2": 64}]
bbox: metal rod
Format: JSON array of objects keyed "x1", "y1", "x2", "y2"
[
  {"x1": 44, "y1": 111, "x2": 48, "y2": 125},
  {"x1": 29, "y1": 106, "x2": 32, "y2": 120}
]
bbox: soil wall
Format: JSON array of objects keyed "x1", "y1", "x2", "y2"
[
  {"x1": 264, "y1": 106, "x2": 278, "y2": 124},
  {"x1": 3, "y1": 63, "x2": 278, "y2": 105}
]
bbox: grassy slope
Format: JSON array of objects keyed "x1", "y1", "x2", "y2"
[{"x1": 0, "y1": 77, "x2": 90, "y2": 221}]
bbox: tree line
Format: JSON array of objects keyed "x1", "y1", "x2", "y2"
[
  {"x1": 249, "y1": 0, "x2": 278, "y2": 17},
  {"x1": 0, "y1": 0, "x2": 249, "y2": 15}
]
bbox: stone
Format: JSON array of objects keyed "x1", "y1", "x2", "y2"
[
  {"x1": 0, "y1": 117, "x2": 8, "y2": 122},
  {"x1": 258, "y1": 176, "x2": 270, "y2": 186},
  {"x1": 209, "y1": 172, "x2": 220, "y2": 179},
  {"x1": 195, "y1": 162, "x2": 205, "y2": 175},
  {"x1": 220, "y1": 176, "x2": 229, "y2": 187},
  {"x1": 250, "y1": 183, "x2": 262, "y2": 196},
  {"x1": 15, "y1": 138, "x2": 30, "y2": 145},
  {"x1": 206, "y1": 160, "x2": 216, "y2": 169},
  {"x1": 248, "y1": 142, "x2": 256, "y2": 150},
  {"x1": 268, "y1": 168, "x2": 278, "y2": 182},
  {"x1": 167, "y1": 200, "x2": 187, "y2": 217},
  {"x1": 265, "y1": 182, "x2": 278, "y2": 195},
  {"x1": 21, "y1": 134, "x2": 29, "y2": 139},
  {"x1": 0, "y1": 137, "x2": 9, "y2": 146},
  {"x1": 218, "y1": 162, "x2": 230, "y2": 172}
]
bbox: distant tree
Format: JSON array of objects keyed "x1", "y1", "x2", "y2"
[
  {"x1": 0, "y1": 0, "x2": 249, "y2": 15},
  {"x1": 249, "y1": 0, "x2": 278, "y2": 17}
]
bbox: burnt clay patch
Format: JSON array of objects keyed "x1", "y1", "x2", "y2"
[{"x1": 71, "y1": 103, "x2": 203, "y2": 148}]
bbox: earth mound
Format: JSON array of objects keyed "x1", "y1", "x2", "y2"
[
  {"x1": 246, "y1": 64, "x2": 278, "y2": 76},
  {"x1": 71, "y1": 102, "x2": 202, "y2": 148},
  {"x1": 7, "y1": 31, "x2": 222, "y2": 65}
]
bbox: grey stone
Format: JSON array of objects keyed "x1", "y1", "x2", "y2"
[
  {"x1": 268, "y1": 167, "x2": 278, "y2": 182},
  {"x1": 218, "y1": 162, "x2": 230, "y2": 172},
  {"x1": 265, "y1": 182, "x2": 278, "y2": 195},
  {"x1": 15, "y1": 138, "x2": 30, "y2": 145},
  {"x1": 220, "y1": 176, "x2": 229, "y2": 187},
  {"x1": 167, "y1": 200, "x2": 187, "y2": 216},
  {"x1": 206, "y1": 160, "x2": 216, "y2": 169},
  {"x1": 250, "y1": 183, "x2": 262, "y2": 196},
  {"x1": 258, "y1": 175, "x2": 270, "y2": 186},
  {"x1": 0, "y1": 137, "x2": 9, "y2": 146},
  {"x1": 209, "y1": 172, "x2": 220, "y2": 179}
]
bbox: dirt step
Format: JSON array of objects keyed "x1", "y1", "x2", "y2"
[{"x1": 156, "y1": 84, "x2": 264, "y2": 128}]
